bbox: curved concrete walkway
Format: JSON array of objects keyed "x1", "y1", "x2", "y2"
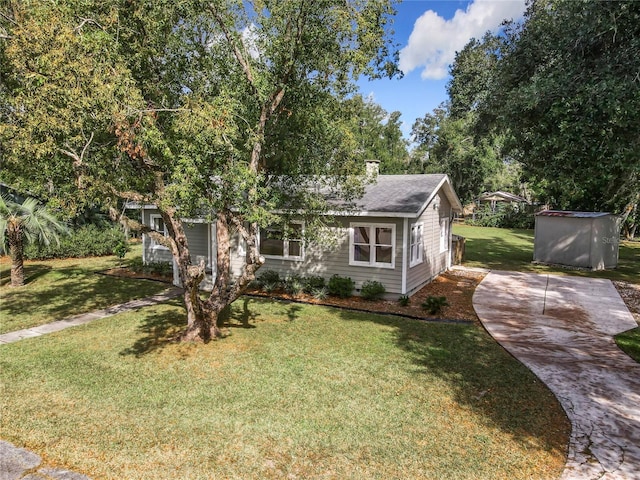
[{"x1": 473, "y1": 271, "x2": 640, "y2": 480}]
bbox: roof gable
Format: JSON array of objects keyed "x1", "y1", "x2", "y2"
[{"x1": 330, "y1": 174, "x2": 463, "y2": 217}]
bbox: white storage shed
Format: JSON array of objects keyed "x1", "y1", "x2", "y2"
[{"x1": 533, "y1": 210, "x2": 621, "y2": 270}]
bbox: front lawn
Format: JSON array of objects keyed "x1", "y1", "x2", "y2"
[
  {"x1": 0, "y1": 297, "x2": 569, "y2": 479},
  {"x1": 453, "y1": 224, "x2": 640, "y2": 284},
  {"x1": 615, "y1": 328, "x2": 640, "y2": 362},
  {"x1": 0, "y1": 245, "x2": 169, "y2": 334}
]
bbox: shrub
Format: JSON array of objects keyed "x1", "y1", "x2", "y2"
[
  {"x1": 312, "y1": 287, "x2": 328, "y2": 300},
  {"x1": 328, "y1": 274, "x2": 355, "y2": 298},
  {"x1": 258, "y1": 269, "x2": 281, "y2": 286},
  {"x1": 422, "y1": 296, "x2": 449, "y2": 315},
  {"x1": 262, "y1": 281, "x2": 279, "y2": 294},
  {"x1": 303, "y1": 275, "x2": 326, "y2": 293},
  {"x1": 466, "y1": 204, "x2": 534, "y2": 230},
  {"x1": 284, "y1": 275, "x2": 305, "y2": 295},
  {"x1": 360, "y1": 280, "x2": 386, "y2": 301},
  {"x1": 128, "y1": 257, "x2": 172, "y2": 277},
  {"x1": 398, "y1": 295, "x2": 410, "y2": 307},
  {"x1": 24, "y1": 225, "x2": 127, "y2": 260},
  {"x1": 114, "y1": 240, "x2": 129, "y2": 259}
]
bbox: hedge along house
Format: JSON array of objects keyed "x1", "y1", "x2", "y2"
[
  {"x1": 140, "y1": 166, "x2": 463, "y2": 298},
  {"x1": 533, "y1": 210, "x2": 622, "y2": 270}
]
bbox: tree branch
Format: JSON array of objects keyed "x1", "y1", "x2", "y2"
[
  {"x1": 208, "y1": 4, "x2": 257, "y2": 95},
  {"x1": 74, "y1": 18, "x2": 104, "y2": 33}
]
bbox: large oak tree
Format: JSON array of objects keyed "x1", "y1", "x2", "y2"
[
  {"x1": 0, "y1": 0, "x2": 399, "y2": 341},
  {"x1": 490, "y1": 0, "x2": 640, "y2": 220}
]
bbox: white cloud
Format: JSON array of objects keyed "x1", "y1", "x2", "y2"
[{"x1": 399, "y1": 0, "x2": 526, "y2": 80}]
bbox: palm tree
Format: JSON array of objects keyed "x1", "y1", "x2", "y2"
[{"x1": 0, "y1": 196, "x2": 68, "y2": 287}]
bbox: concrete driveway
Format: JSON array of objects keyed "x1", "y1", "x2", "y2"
[{"x1": 473, "y1": 271, "x2": 640, "y2": 480}]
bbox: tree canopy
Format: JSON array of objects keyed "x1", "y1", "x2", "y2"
[
  {"x1": 489, "y1": 0, "x2": 640, "y2": 214},
  {"x1": 0, "y1": 0, "x2": 399, "y2": 340},
  {"x1": 343, "y1": 94, "x2": 409, "y2": 174},
  {"x1": 410, "y1": 0, "x2": 639, "y2": 233}
]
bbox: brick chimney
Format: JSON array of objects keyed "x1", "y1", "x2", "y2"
[{"x1": 365, "y1": 159, "x2": 380, "y2": 177}]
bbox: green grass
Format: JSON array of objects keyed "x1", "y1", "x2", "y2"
[
  {"x1": 0, "y1": 297, "x2": 568, "y2": 479},
  {"x1": 616, "y1": 328, "x2": 640, "y2": 362},
  {"x1": 0, "y1": 245, "x2": 169, "y2": 334},
  {"x1": 453, "y1": 224, "x2": 640, "y2": 284}
]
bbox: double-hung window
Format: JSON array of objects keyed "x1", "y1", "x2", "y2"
[
  {"x1": 440, "y1": 218, "x2": 449, "y2": 253},
  {"x1": 260, "y1": 222, "x2": 304, "y2": 260},
  {"x1": 349, "y1": 223, "x2": 395, "y2": 268},
  {"x1": 149, "y1": 214, "x2": 169, "y2": 249},
  {"x1": 409, "y1": 223, "x2": 424, "y2": 267}
]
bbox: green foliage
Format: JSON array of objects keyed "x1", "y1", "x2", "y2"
[
  {"x1": 0, "y1": 195, "x2": 69, "y2": 285},
  {"x1": 343, "y1": 95, "x2": 410, "y2": 174},
  {"x1": 261, "y1": 281, "x2": 279, "y2": 294},
  {"x1": 311, "y1": 287, "x2": 329, "y2": 300},
  {"x1": 487, "y1": 0, "x2": 640, "y2": 214},
  {"x1": 0, "y1": 196, "x2": 68, "y2": 253},
  {"x1": 360, "y1": 280, "x2": 386, "y2": 301},
  {"x1": 422, "y1": 296, "x2": 449, "y2": 315},
  {"x1": 113, "y1": 240, "x2": 129, "y2": 259},
  {"x1": 467, "y1": 204, "x2": 534, "y2": 230},
  {"x1": 398, "y1": 295, "x2": 410, "y2": 307},
  {"x1": 258, "y1": 270, "x2": 281, "y2": 286},
  {"x1": 615, "y1": 328, "x2": 640, "y2": 363},
  {"x1": 328, "y1": 274, "x2": 355, "y2": 298},
  {"x1": 127, "y1": 257, "x2": 173, "y2": 277},
  {"x1": 0, "y1": 0, "x2": 400, "y2": 338},
  {"x1": 410, "y1": 106, "x2": 516, "y2": 205},
  {"x1": 284, "y1": 275, "x2": 305, "y2": 296},
  {"x1": 24, "y1": 225, "x2": 126, "y2": 260},
  {"x1": 303, "y1": 275, "x2": 326, "y2": 294}
]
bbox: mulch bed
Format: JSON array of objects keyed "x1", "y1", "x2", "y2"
[
  {"x1": 98, "y1": 266, "x2": 640, "y2": 327},
  {"x1": 614, "y1": 281, "x2": 640, "y2": 324},
  {"x1": 247, "y1": 270, "x2": 484, "y2": 323},
  {"x1": 101, "y1": 267, "x2": 484, "y2": 322}
]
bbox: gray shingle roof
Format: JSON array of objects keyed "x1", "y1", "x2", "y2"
[{"x1": 329, "y1": 174, "x2": 461, "y2": 216}]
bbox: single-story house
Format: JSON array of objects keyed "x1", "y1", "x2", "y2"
[
  {"x1": 140, "y1": 164, "x2": 463, "y2": 297},
  {"x1": 533, "y1": 210, "x2": 621, "y2": 270}
]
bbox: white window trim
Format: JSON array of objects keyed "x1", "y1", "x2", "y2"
[
  {"x1": 149, "y1": 214, "x2": 169, "y2": 250},
  {"x1": 259, "y1": 221, "x2": 305, "y2": 261},
  {"x1": 440, "y1": 218, "x2": 449, "y2": 253},
  {"x1": 409, "y1": 222, "x2": 424, "y2": 268},
  {"x1": 349, "y1": 222, "x2": 396, "y2": 269}
]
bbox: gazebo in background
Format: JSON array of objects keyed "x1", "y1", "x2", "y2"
[
  {"x1": 469, "y1": 191, "x2": 531, "y2": 221},
  {"x1": 477, "y1": 191, "x2": 530, "y2": 212}
]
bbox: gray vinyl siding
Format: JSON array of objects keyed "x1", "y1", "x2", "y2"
[
  {"x1": 183, "y1": 223, "x2": 210, "y2": 267},
  {"x1": 142, "y1": 208, "x2": 212, "y2": 276},
  {"x1": 255, "y1": 216, "x2": 404, "y2": 295},
  {"x1": 406, "y1": 193, "x2": 452, "y2": 295}
]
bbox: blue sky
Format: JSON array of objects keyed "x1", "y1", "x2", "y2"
[{"x1": 357, "y1": 0, "x2": 527, "y2": 139}]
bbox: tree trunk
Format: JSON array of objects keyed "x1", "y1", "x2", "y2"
[
  {"x1": 181, "y1": 280, "x2": 222, "y2": 342},
  {"x1": 8, "y1": 225, "x2": 25, "y2": 287},
  {"x1": 153, "y1": 206, "x2": 217, "y2": 342}
]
